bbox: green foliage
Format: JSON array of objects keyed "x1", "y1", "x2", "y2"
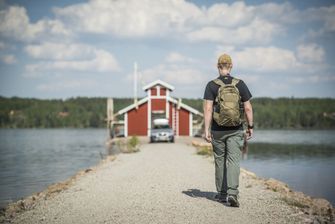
[
  {"x1": 183, "y1": 97, "x2": 335, "y2": 129},
  {"x1": 114, "y1": 136, "x2": 140, "y2": 153},
  {"x1": 128, "y1": 136, "x2": 140, "y2": 148},
  {"x1": 0, "y1": 96, "x2": 133, "y2": 128},
  {"x1": 126, "y1": 136, "x2": 140, "y2": 153},
  {"x1": 251, "y1": 97, "x2": 335, "y2": 129},
  {"x1": 196, "y1": 145, "x2": 213, "y2": 156},
  {"x1": 0, "y1": 96, "x2": 334, "y2": 129}
]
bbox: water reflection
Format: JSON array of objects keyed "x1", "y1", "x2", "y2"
[
  {"x1": 252, "y1": 130, "x2": 335, "y2": 146},
  {"x1": 0, "y1": 129, "x2": 109, "y2": 209},
  {"x1": 247, "y1": 143, "x2": 335, "y2": 159},
  {"x1": 241, "y1": 142, "x2": 335, "y2": 206}
]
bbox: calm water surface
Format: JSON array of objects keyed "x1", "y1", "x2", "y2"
[
  {"x1": 0, "y1": 129, "x2": 334, "y2": 208},
  {"x1": 0, "y1": 129, "x2": 109, "y2": 208},
  {"x1": 242, "y1": 130, "x2": 335, "y2": 206}
]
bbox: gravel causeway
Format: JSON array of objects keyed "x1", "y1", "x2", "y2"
[{"x1": 8, "y1": 140, "x2": 309, "y2": 224}]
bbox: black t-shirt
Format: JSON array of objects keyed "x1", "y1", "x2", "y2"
[{"x1": 203, "y1": 75, "x2": 252, "y2": 131}]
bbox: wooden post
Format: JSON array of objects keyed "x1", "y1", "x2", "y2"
[
  {"x1": 134, "y1": 62, "x2": 139, "y2": 110},
  {"x1": 107, "y1": 98, "x2": 114, "y2": 139},
  {"x1": 177, "y1": 98, "x2": 182, "y2": 110}
]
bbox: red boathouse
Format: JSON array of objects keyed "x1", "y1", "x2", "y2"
[{"x1": 116, "y1": 80, "x2": 203, "y2": 137}]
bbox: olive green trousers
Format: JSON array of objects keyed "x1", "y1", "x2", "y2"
[{"x1": 211, "y1": 130, "x2": 245, "y2": 196}]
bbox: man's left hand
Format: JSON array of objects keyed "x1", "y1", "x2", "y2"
[
  {"x1": 204, "y1": 130, "x2": 212, "y2": 143},
  {"x1": 246, "y1": 128, "x2": 253, "y2": 140}
]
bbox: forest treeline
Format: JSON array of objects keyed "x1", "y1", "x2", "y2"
[{"x1": 0, "y1": 96, "x2": 334, "y2": 129}]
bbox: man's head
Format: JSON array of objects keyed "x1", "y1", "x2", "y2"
[{"x1": 217, "y1": 54, "x2": 232, "y2": 75}]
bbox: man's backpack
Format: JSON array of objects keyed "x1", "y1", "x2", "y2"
[{"x1": 213, "y1": 78, "x2": 242, "y2": 127}]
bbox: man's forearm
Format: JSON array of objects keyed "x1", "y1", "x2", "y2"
[
  {"x1": 245, "y1": 109, "x2": 253, "y2": 126},
  {"x1": 244, "y1": 101, "x2": 253, "y2": 126},
  {"x1": 204, "y1": 110, "x2": 212, "y2": 131},
  {"x1": 203, "y1": 100, "x2": 213, "y2": 132}
]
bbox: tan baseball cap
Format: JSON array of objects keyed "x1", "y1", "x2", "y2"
[{"x1": 218, "y1": 54, "x2": 232, "y2": 65}]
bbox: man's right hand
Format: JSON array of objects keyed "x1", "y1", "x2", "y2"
[
  {"x1": 246, "y1": 128, "x2": 253, "y2": 140},
  {"x1": 204, "y1": 130, "x2": 212, "y2": 143}
]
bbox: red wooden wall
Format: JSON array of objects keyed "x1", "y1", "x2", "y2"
[
  {"x1": 127, "y1": 97, "x2": 191, "y2": 136},
  {"x1": 178, "y1": 108, "x2": 189, "y2": 136},
  {"x1": 151, "y1": 88, "x2": 157, "y2": 96},
  {"x1": 151, "y1": 99, "x2": 166, "y2": 111},
  {"x1": 160, "y1": 88, "x2": 166, "y2": 96},
  {"x1": 128, "y1": 103, "x2": 148, "y2": 136}
]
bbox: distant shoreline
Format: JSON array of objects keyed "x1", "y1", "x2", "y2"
[
  {"x1": 1, "y1": 127, "x2": 335, "y2": 131},
  {"x1": 1, "y1": 96, "x2": 334, "y2": 129}
]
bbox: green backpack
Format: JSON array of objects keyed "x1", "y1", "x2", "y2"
[{"x1": 213, "y1": 78, "x2": 242, "y2": 127}]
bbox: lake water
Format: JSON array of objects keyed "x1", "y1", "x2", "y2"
[
  {"x1": 0, "y1": 129, "x2": 334, "y2": 209},
  {"x1": 241, "y1": 130, "x2": 335, "y2": 206},
  {"x1": 0, "y1": 129, "x2": 109, "y2": 209}
]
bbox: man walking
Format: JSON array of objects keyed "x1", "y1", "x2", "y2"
[{"x1": 203, "y1": 54, "x2": 253, "y2": 207}]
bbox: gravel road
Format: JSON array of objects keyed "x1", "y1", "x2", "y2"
[{"x1": 10, "y1": 140, "x2": 307, "y2": 224}]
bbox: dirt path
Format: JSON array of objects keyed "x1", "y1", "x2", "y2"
[{"x1": 9, "y1": 140, "x2": 308, "y2": 224}]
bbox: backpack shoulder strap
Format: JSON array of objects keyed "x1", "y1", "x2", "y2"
[
  {"x1": 213, "y1": 78, "x2": 225, "y2": 87},
  {"x1": 231, "y1": 78, "x2": 240, "y2": 86},
  {"x1": 212, "y1": 79, "x2": 225, "y2": 103},
  {"x1": 213, "y1": 78, "x2": 240, "y2": 86}
]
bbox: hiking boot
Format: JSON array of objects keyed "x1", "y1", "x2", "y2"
[
  {"x1": 214, "y1": 194, "x2": 227, "y2": 203},
  {"x1": 228, "y1": 195, "x2": 240, "y2": 207}
]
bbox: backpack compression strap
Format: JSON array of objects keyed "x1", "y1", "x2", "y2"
[{"x1": 213, "y1": 78, "x2": 240, "y2": 103}]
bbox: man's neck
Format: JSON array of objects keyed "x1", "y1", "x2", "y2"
[{"x1": 219, "y1": 73, "x2": 230, "y2": 76}]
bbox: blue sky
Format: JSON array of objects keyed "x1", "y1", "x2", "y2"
[{"x1": 0, "y1": 0, "x2": 334, "y2": 99}]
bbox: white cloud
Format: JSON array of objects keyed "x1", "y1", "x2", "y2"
[
  {"x1": 215, "y1": 43, "x2": 328, "y2": 73},
  {"x1": 297, "y1": 43, "x2": 325, "y2": 63},
  {"x1": 25, "y1": 49, "x2": 119, "y2": 74},
  {"x1": 0, "y1": 1, "x2": 333, "y2": 47},
  {"x1": 304, "y1": 6, "x2": 335, "y2": 32},
  {"x1": 187, "y1": 18, "x2": 282, "y2": 44},
  {"x1": 213, "y1": 44, "x2": 331, "y2": 91},
  {"x1": 127, "y1": 52, "x2": 207, "y2": 86},
  {"x1": 228, "y1": 46, "x2": 298, "y2": 72},
  {"x1": 24, "y1": 42, "x2": 120, "y2": 76},
  {"x1": 0, "y1": 41, "x2": 6, "y2": 50},
  {"x1": 323, "y1": 7, "x2": 335, "y2": 32},
  {"x1": 25, "y1": 42, "x2": 100, "y2": 60},
  {"x1": 203, "y1": 2, "x2": 255, "y2": 28},
  {"x1": 54, "y1": 0, "x2": 202, "y2": 37},
  {"x1": 1, "y1": 54, "x2": 16, "y2": 64},
  {"x1": 2, "y1": 1, "x2": 332, "y2": 47},
  {"x1": 53, "y1": 0, "x2": 290, "y2": 45},
  {"x1": 215, "y1": 45, "x2": 236, "y2": 54},
  {"x1": 253, "y1": 2, "x2": 299, "y2": 24},
  {"x1": 299, "y1": 6, "x2": 335, "y2": 40},
  {"x1": 163, "y1": 68, "x2": 206, "y2": 85},
  {"x1": 138, "y1": 64, "x2": 206, "y2": 86},
  {"x1": 0, "y1": 6, "x2": 72, "y2": 42},
  {"x1": 1, "y1": 0, "x2": 334, "y2": 99},
  {"x1": 165, "y1": 52, "x2": 195, "y2": 63}
]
